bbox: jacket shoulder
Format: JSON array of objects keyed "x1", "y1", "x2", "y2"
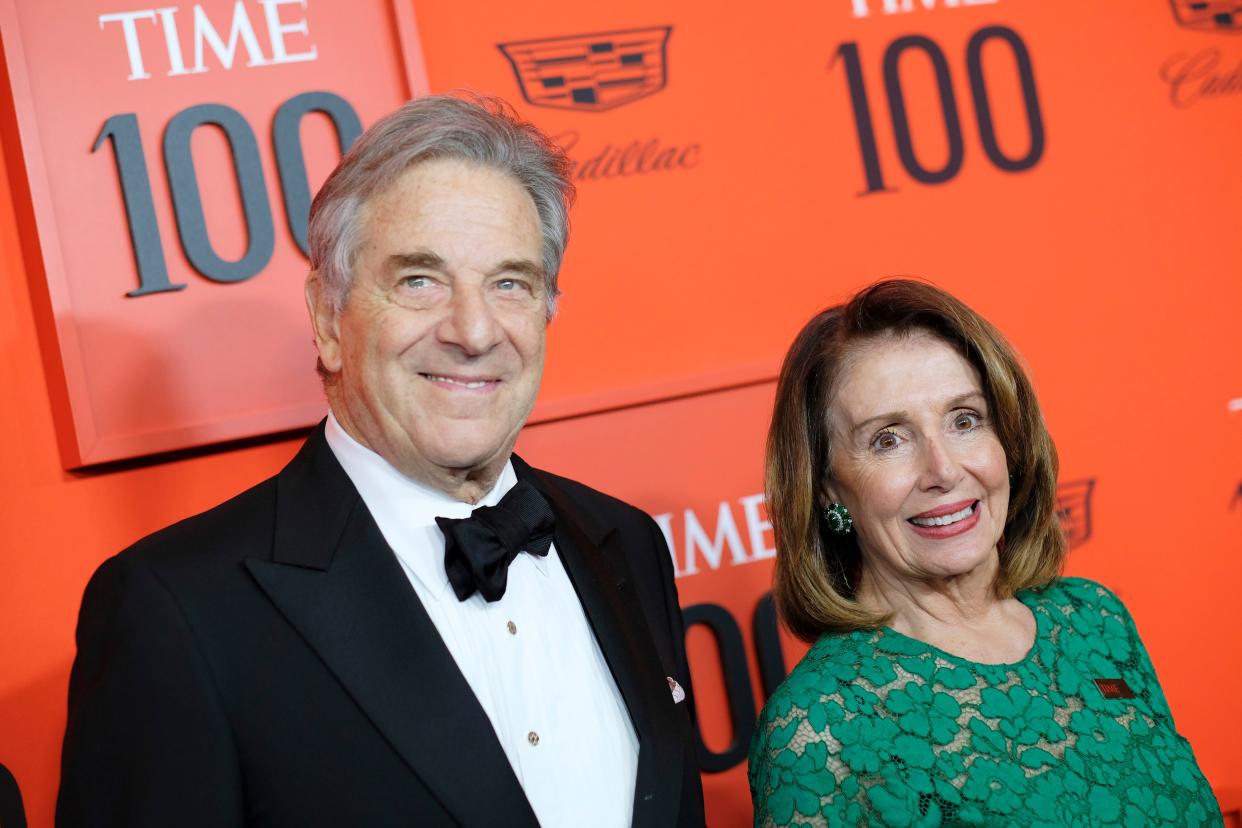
[
  {"x1": 119, "y1": 473, "x2": 280, "y2": 573},
  {"x1": 526, "y1": 465, "x2": 658, "y2": 529}
]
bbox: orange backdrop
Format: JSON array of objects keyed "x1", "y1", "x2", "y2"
[{"x1": 2, "y1": 1, "x2": 1240, "y2": 826}]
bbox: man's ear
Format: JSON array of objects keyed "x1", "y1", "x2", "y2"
[{"x1": 305, "y1": 272, "x2": 342, "y2": 374}]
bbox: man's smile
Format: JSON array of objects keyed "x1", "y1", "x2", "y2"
[{"x1": 420, "y1": 373, "x2": 502, "y2": 392}]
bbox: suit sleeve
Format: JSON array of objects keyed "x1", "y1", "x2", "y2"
[{"x1": 57, "y1": 555, "x2": 244, "y2": 827}]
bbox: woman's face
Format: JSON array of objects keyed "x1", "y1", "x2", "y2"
[{"x1": 823, "y1": 331, "x2": 1009, "y2": 588}]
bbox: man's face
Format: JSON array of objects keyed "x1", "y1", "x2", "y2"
[{"x1": 308, "y1": 158, "x2": 548, "y2": 496}]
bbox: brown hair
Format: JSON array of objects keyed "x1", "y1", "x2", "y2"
[{"x1": 766, "y1": 278, "x2": 1064, "y2": 640}]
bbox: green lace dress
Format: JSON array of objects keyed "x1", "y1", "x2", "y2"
[{"x1": 749, "y1": 578, "x2": 1221, "y2": 827}]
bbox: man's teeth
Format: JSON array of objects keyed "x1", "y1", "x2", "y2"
[
  {"x1": 426, "y1": 375, "x2": 490, "y2": 389},
  {"x1": 910, "y1": 504, "x2": 975, "y2": 527}
]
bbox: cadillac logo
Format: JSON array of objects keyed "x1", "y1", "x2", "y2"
[
  {"x1": 1170, "y1": 0, "x2": 1242, "y2": 32},
  {"x1": 1056, "y1": 479, "x2": 1096, "y2": 550},
  {"x1": 498, "y1": 27, "x2": 672, "y2": 112}
]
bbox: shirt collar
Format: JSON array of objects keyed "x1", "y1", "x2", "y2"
[{"x1": 323, "y1": 412, "x2": 549, "y2": 600}]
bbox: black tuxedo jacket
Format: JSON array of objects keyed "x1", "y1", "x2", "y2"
[{"x1": 57, "y1": 426, "x2": 706, "y2": 827}]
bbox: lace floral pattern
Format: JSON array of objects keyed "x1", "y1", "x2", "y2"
[{"x1": 749, "y1": 578, "x2": 1221, "y2": 827}]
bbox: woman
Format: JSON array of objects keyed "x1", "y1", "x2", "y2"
[{"x1": 749, "y1": 280, "x2": 1220, "y2": 827}]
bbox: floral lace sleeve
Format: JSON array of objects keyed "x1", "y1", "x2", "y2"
[{"x1": 749, "y1": 650, "x2": 869, "y2": 826}]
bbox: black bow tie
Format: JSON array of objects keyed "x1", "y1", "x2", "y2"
[{"x1": 435, "y1": 480, "x2": 557, "y2": 603}]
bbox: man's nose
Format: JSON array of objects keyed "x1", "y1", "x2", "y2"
[
  {"x1": 437, "y1": 284, "x2": 503, "y2": 356},
  {"x1": 917, "y1": 436, "x2": 964, "y2": 492}
]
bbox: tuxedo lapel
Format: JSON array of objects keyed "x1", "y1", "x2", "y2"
[
  {"x1": 515, "y1": 456, "x2": 686, "y2": 827},
  {"x1": 245, "y1": 427, "x2": 539, "y2": 828}
]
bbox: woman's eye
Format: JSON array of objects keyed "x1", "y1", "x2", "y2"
[
  {"x1": 953, "y1": 412, "x2": 981, "y2": 431},
  {"x1": 871, "y1": 430, "x2": 902, "y2": 452}
]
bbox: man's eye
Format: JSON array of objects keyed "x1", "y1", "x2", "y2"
[
  {"x1": 401, "y1": 275, "x2": 432, "y2": 289},
  {"x1": 496, "y1": 278, "x2": 533, "y2": 294}
]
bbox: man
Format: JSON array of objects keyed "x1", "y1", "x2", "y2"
[{"x1": 57, "y1": 95, "x2": 705, "y2": 827}]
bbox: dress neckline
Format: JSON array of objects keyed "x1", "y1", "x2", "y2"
[{"x1": 871, "y1": 588, "x2": 1043, "y2": 670}]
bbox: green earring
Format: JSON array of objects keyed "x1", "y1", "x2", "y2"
[{"x1": 823, "y1": 503, "x2": 853, "y2": 534}]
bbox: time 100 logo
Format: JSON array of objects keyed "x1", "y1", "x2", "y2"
[
  {"x1": 833, "y1": 25, "x2": 1044, "y2": 194},
  {"x1": 94, "y1": 91, "x2": 361, "y2": 297}
]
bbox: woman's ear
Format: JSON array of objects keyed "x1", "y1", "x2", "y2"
[
  {"x1": 818, "y1": 475, "x2": 840, "y2": 509},
  {"x1": 817, "y1": 429, "x2": 839, "y2": 507}
]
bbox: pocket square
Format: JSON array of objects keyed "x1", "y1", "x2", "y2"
[{"x1": 667, "y1": 676, "x2": 685, "y2": 704}]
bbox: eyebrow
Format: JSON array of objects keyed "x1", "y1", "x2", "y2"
[
  {"x1": 385, "y1": 251, "x2": 546, "y2": 283},
  {"x1": 386, "y1": 251, "x2": 446, "y2": 272},
  {"x1": 849, "y1": 391, "x2": 988, "y2": 438},
  {"x1": 488, "y1": 258, "x2": 547, "y2": 282}
]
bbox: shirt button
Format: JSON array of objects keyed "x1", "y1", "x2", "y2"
[
  {"x1": 527, "y1": 731, "x2": 539, "y2": 746},
  {"x1": 507, "y1": 620, "x2": 517, "y2": 635}
]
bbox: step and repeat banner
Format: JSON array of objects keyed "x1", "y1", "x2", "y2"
[
  {"x1": 0, "y1": 0, "x2": 429, "y2": 464},
  {"x1": 1, "y1": 0, "x2": 1240, "y2": 826}
]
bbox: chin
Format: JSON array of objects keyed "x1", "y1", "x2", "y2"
[
  {"x1": 422, "y1": 437, "x2": 510, "y2": 473},
  {"x1": 926, "y1": 548, "x2": 998, "y2": 579}
]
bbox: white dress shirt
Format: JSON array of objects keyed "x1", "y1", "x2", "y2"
[{"x1": 325, "y1": 413, "x2": 639, "y2": 827}]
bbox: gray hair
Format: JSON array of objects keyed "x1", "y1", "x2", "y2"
[{"x1": 307, "y1": 93, "x2": 575, "y2": 318}]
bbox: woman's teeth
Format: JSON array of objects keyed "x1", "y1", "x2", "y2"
[{"x1": 910, "y1": 503, "x2": 975, "y2": 527}]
